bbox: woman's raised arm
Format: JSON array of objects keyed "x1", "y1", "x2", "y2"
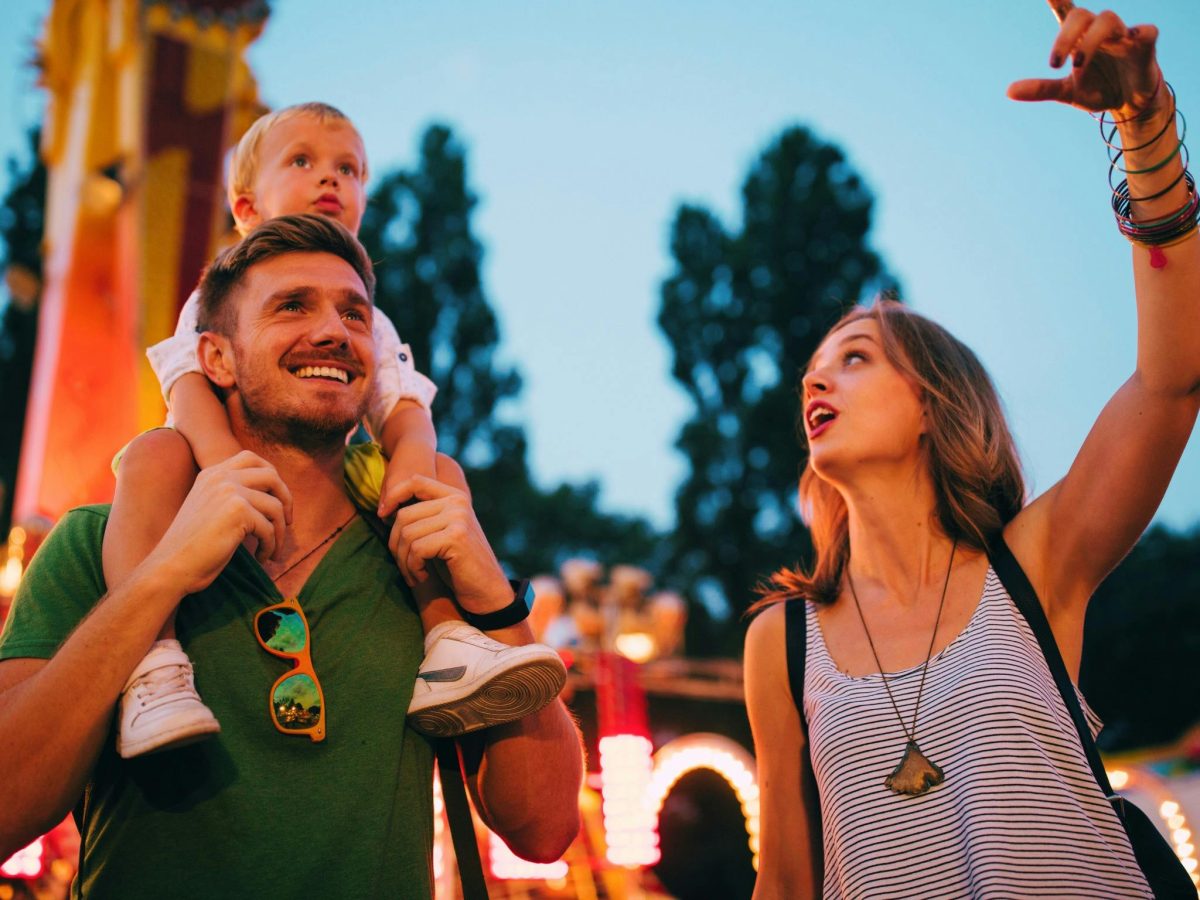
[{"x1": 1006, "y1": 2, "x2": 1200, "y2": 618}]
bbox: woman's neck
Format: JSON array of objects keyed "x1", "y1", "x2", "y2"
[{"x1": 839, "y1": 465, "x2": 954, "y2": 603}]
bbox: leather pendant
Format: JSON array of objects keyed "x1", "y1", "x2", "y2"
[{"x1": 885, "y1": 740, "x2": 945, "y2": 796}]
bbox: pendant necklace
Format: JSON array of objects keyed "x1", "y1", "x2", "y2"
[{"x1": 846, "y1": 538, "x2": 957, "y2": 797}]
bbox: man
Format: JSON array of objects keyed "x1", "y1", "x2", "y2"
[{"x1": 0, "y1": 214, "x2": 582, "y2": 897}]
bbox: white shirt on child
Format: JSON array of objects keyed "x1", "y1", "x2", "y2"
[{"x1": 146, "y1": 288, "x2": 437, "y2": 436}]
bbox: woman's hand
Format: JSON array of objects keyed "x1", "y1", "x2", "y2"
[{"x1": 1007, "y1": 2, "x2": 1161, "y2": 120}]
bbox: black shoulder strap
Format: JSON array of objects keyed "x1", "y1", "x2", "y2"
[
  {"x1": 784, "y1": 599, "x2": 808, "y2": 730},
  {"x1": 987, "y1": 534, "x2": 1116, "y2": 799},
  {"x1": 436, "y1": 739, "x2": 490, "y2": 899}
]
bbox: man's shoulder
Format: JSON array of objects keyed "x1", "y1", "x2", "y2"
[
  {"x1": 52, "y1": 504, "x2": 112, "y2": 538},
  {"x1": 27, "y1": 504, "x2": 110, "y2": 562},
  {"x1": 65, "y1": 503, "x2": 113, "y2": 520},
  {"x1": 0, "y1": 506, "x2": 111, "y2": 661}
]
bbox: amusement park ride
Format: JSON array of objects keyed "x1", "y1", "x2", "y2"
[{"x1": 1, "y1": 1, "x2": 1197, "y2": 897}]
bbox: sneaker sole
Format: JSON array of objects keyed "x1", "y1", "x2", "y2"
[
  {"x1": 408, "y1": 658, "x2": 567, "y2": 738},
  {"x1": 117, "y1": 717, "x2": 222, "y2": 759}
]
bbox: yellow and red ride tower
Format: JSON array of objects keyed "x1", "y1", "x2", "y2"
[{"x1": 14, "y1": 0, "x2": 266, "y2": 524}]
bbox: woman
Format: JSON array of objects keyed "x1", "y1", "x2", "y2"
[{"x1": 744, "y1": 3, "x2": 1200, "y2": 897}]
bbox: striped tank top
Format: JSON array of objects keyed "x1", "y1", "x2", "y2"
[{"x1": 804, "y1": 566, "x2": 1153, "y2": 899}]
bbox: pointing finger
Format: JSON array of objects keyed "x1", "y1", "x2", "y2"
[
  {"x1": 1007, "y1": 77, "x2": 1073, "y2": 104},
  {"x1": 1047, "y1": 0, "x2": 1073, "y2": 25}
]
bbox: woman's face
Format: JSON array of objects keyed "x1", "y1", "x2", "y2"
[{"x1": 801, "y1": 318, "x2": 926, "y2": 482}]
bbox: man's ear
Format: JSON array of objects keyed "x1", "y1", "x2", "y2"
[
  {"x1": 198, "y1": 331, "x2": 237, "y2": 389},
  {"x1": 232, "y1": 193, "x2": 261, "y2": 232}
]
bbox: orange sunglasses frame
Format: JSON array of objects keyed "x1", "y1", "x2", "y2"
[{"x1": 254, "y1": 595, "x2": 326, "y2": 742}]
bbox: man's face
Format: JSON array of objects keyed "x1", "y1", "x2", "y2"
[
  {"x1": 222, "y1": 251, "x2": 375, "y2": 449},
  {"x1": 237, "y1": 114, "x2": 367, "y2": 235}
]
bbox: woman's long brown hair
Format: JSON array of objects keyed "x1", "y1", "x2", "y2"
[{"x1": 754, "y1": 300, "x2": 1026, "y2": 610}]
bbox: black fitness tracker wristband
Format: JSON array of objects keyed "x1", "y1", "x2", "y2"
[{"x1": 461, "y1": 578, "x2": 534, "y2": 630}]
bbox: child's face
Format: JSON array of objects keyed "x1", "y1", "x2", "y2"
[{"x1": 236, "y1": 114, "x2": 367, "y2": 235}]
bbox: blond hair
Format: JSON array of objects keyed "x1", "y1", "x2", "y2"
[
  {"x1": 755, "y1": 300, "x2": 1026, "y2": 609},
  {"x1": 227, "y1": 102, "x2": 367, "y2": 234}
]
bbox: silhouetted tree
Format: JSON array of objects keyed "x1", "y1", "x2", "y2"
[
  {"x1": 658, "y1": 126, "x2": 893, "y2": 655},
  {"x1": 0, "y1": 129, "x2": 45, "y2": 536},
  {"x1": 359, "y1": 124, "x2": 658, "y2": 576},
  {"x1": 1082, "y1": 524, "x2": 1200, "y2": 751}
]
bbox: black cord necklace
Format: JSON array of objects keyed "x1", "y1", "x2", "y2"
[
  {"x1": 266, "y1": 511, "x2": 358, "y2": 587},
  {"x1": 846, "y1": 538, "x2": 957, "y2": 797}
]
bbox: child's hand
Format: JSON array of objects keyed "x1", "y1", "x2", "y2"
[{"x1": 377, "y1": 440, "x2": 438, "y2": 519}]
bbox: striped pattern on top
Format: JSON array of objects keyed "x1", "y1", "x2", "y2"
[{"x1": 804, "y1": 567, "x2": 1153, "y2": 899}]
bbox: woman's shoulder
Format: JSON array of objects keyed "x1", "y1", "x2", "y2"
[{"x1": 744, "y1": 601, "x2": 792, "y2": 679}]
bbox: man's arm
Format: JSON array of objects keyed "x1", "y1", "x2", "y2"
[
  {"x1": 0, "y1": 453, "x2": 290, "y2": 857},
  {"x1": 390, "y1": 457, "x2": 584, "y2": 861}
]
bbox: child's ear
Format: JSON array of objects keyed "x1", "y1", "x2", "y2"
[
  {"x1": 198, "y1": 331, "x2": 237, "y2": 389},
  {"x1": 232, "y1": 193, "x2": 261, "y2": 232}
]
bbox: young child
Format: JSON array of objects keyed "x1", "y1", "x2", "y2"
[{"x1": 105, "y1": 102, "x2": 565, "y2": 758}]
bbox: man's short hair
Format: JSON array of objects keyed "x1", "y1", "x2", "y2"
[
  {"x1": 226, "y1": 102, "x2": 367, "y2": 215},
  {"x1": 197, "y1": 213, "x2": 376, "y2": 335}
]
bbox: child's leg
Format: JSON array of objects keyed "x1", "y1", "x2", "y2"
[
  {"x1": 106, "y1": 428, "x2": 220, "y2": 757},
  {"x1": 405, "y1": 456, "x2": 566, "y2": 738},
  {"x1": 104, "y1": 429, "x2": 196, "y2": 618}
]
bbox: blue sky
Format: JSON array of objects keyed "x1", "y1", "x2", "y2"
[{"x1": 3, "y1": 0, "x2": 1200, "y2": 532}]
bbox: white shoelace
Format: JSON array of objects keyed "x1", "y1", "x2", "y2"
[{"x1": 133, "y1": 664, "x2": 197, "y2": 709}]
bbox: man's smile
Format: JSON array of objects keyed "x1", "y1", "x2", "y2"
[{"x1": 291, "y1": 364, "x2": 351, "y2": 384}]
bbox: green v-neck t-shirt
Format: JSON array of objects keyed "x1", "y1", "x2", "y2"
[{"x1": 0, "y1": 505, "x2": 435, "y2": 899}]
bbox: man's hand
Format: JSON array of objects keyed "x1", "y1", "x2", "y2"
[
  {"x1": 386, "y1": 458, "x2": 512, "y2": 615},
  {"x1": 143, "y1": 450, "x2": 292, "y2": 597}
]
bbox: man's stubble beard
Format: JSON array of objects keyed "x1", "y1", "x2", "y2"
[{"x1": 232, "y1": 346, "x2": 370, "y2": 455}]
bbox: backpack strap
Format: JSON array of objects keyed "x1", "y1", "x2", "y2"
[
  {"x1": 436, "y1": 739, "x2": 490, "y2": 899},
  {"x1": 784, "y1": 599, "x2": 808, "y2": 730},
  {"x1": 986, "y1": 534, "x2": 1117, "y2": 800}
]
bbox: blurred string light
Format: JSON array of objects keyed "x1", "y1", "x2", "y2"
[
  {"x1": 1107, "y1": 766, "x2": 1199, "y2": 887},
  {"x1": 487, "y1": 832, "x2": 569, "y2": 881},
  {"x1": 0, "y1": 836, "x2": 45, "y2": 880},
  {"x1": 599, "y1": 734, "x2": 659, "y2": 868},
  {"x1": 0, "y1": 527, "x2": 27, "y2": 596},
  {"x1": 648, "y1": 734, "x2": 761, "y2": 871},
  {"x1": 594, "y1": 651, "x2": 660, "y2": 868},
  {"x1": 432, "y1": 767, "x2": 445, "y2": 883},
  {"x1": 1159, "y1": 799, "x2": 1199, "y2": 884}
]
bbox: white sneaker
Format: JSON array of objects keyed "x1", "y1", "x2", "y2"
[
  {"x1": 407, "y1": 622, "x2": 567, "y2": 737},
  {"x1": 116, "y1": 640, "x2": 221, "y2": 758}
]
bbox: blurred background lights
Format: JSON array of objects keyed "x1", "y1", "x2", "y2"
[
  {"x1": 0, "y1": 837, "x2": 45, "y2": 880},
  {"x1": 648, "y1": 734, "x2": 761, "y2": 871}
]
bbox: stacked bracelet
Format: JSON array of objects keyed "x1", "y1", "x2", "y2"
[
  {"x1": 1101, "y1": 81, "x2": 1199, "y2": 268},
  {"x1": 1112, "y1": 170, "x2": 1199, "y2": 245}
]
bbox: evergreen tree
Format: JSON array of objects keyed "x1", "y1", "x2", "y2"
[
  {"x1": 1082, "y1": 524, "x2": 1200, "y2": 751},
  {"x1": 359, "y1": 124, "x2": 522, "y2": 468},
  {"x1": 658, "y1": 126, "x2": 892, "y2": 654},
  {"x1": 359, "y1": 124, "x2": 659, "y2": 577}
]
